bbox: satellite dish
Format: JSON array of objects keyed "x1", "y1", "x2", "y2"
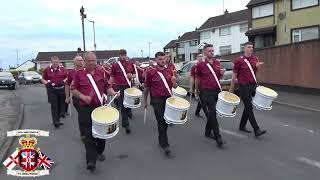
[{"x1": 279, "y1": 12, "x2": 286, "y2": 20}]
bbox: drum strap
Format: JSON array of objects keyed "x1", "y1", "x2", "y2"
[
  {"x1": 133, "y1": 64, "x2": 141, "y2": 85},
  {"x1": 157, "y1": 71, "x2": 172, "y2": 96},
  {"x1": 117, "y1": 61, "x2": 132, "y2": 87},
  {"x1": 243, "y1": 59, "x2": 257, "y2": 83},
  {"x1": 206, "y1": 63, "x2": 222, "y2": 91},
  {"x1": 86, "y1": 74, "x2": 104, "y2": 106}
]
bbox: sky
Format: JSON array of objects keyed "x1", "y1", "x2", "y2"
[{"x1": 0, "y1": 0, "x2": 250, "y2": 69}]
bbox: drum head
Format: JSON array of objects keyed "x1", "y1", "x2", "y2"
[
  {"x1": 219, "y1": 91, "x2": 240, "y2": 104},
  {"x1": 167, "y1": 97, "x2": 190, "y2": 109},
  {"x1": 173, "y1": 86, "x2": 187, "y2": 96},
  {"x1": 125, "y1": 87, "x2": 142, "y2": 96},
  {"x1": 92, "y1": 106, "x2": 119, "y2": 124},
  {"x1": 256, "y1": 86, "x2": 278, "y2": 97}
]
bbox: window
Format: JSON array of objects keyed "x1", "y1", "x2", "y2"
[
  {"x1": 292, "y1": 26, "x2": 319, "y2": 43},
  {"x1": 181, "y1": 63, "x2": 192, "y2": 73},
  {"x1": 292, "y1": 0, "x2": 318, "y2": 10},
  {"x1": 240, "y1": 23, "x2": 248, "y2": 33},
  {"x1": 190, "y1": 40, "x2": 198, "y2": 46},
  {"x1": 178, "y1": 54, "x2": 185, "y2": 61},
  {"x1": 252, "y1": 3, "x2": 274, "y2": 19},
  {"x1": 219, "y1": 45, "x2": 232, "y2": 55},
  {"x1": 219, "y1": 26, "x2": 231, "y2": 36},
  {"x1": 254, "y1": 34, "x2": 275, "y2": 48},
  {"x1": 200, "y1": 31, "x2": 211, "y2": 39},
  {"x1": 173, "y1": 48, "x2": 176, "y2": 52},
  {"x1": 164, "y1": 48, "x2": 170, "y2": 53},
  {"x1": 240, "y1": 43, "x2": 245, "y2": 52},
  {"x1": 65, "y1": 62, "x2": 74, "y2": 69},
  {"x1": 178, "y1": 42, "x2": 185, "y2": 48}
]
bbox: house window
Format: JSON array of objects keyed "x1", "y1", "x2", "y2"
[
  {"x1": 252, "y1": 3, "x2": 274, "y2": 19},
  {"x1": 200, "y1": 31, "x2": 211, "y2": 39},
  {"x1": 239, "y1": 23, "x2": 248, "y2": 33},
  {"x1": 164, "y1": 48, "x2": 170, "y2": 53},
  {"x1": 292, "y1": 26, "x2": 319, "y2": 43},
  {"x1": 178, "y1": 42, "x2": 185, "y2": 48},
  {"x1": 65, "y1": 62, "x2": 74, "y2": 69},
  {"x1": 219, "y1": 45, "x2": 232, "y2": 55},
  {"x1": 254, "y1": 34, "x2": 275, "y2": 48},
  {"x1": 292, "y1": 0, "x2": 318, "y2": 10},
  {"x1": 219, "y1": 26, "x2": 231, "y2": 36},
  {"x1": 240, "y1": 43, "x2": 245, "y2": 52},
  {"x1": 178, "y1": 54, "x2": 185, "y2": 61},
  {"x1": 190, "y1": 40, "x2": 198, "y2": 46},
  {"x1": 173, "y1": 48, "x2": 176, "y2": 52}
]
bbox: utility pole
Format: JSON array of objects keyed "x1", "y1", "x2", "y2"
[
  {"x1": 16, "y1": 50, "x2": 19, "y2": 67},
  {"x1": 148, "y1": 42, "x2": 151, "y2": 61},
  {"x1": 141, "y1": 50, "x2": 143, "y2": 61},
  {"x1": 88, "y1": 20, "x2": 97, "y2": 53},
  {"x1": 80, "y1": 6, "x2": 87, "y2": 52}
]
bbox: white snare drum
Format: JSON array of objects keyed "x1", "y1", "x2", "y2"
[
  {"x1": 172, "y1": 86, "x2": 188, "y2": 98},
  {"x1": 123, "y1": 87, "x2": 142, "y2": 108},
  {"x1": 164, "y1": 96, "x2": 190, "y2": 124},
  {"x1": 216, "y1": 91, "x2": 240, "y2": 118},
  {"x1": 252, "y1": 86, "x2": 278, "y2": 110},
  {"x1": 91, "y1": 106, "x2": 120, "y2": 139}
]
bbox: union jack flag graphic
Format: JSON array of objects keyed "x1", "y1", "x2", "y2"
[{"x1": 37, "y1": 151, "x2": 54, "y2": 170}]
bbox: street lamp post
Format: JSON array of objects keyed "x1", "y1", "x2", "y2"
[
  {"x1": 141, "y1": 50, "x2": 143, "y2": 61},
  {"x1": 88, "y1": 20, "x2": 97, "y2": 54},
  {"x1": 148, "y1": 42, "x2": 151, "y2": 61},
  {"x1": 80, "y1": 6, "x2": 87, "y2": 52}
]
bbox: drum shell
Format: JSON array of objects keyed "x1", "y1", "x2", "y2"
[
  {"x1": 91, "y1": 107, "x2": 120, "y2": 139},
  {"x1": 216, "y1": 92, "x2": 240, "y2": 117},
  {"x1": 172, "y1": 87, "x2": 187, "y2": 98},
  {"x1": 123, "y1": 88, "x2": 142, "y2": 108},
  {"x1": 164, "y1": 98, "x2": 190, "y2": 124},
  {"x1": 252, "y1": 86, "x2": 278, "y2": 110}
]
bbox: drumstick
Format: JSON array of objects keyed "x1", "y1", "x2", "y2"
[
  {"x1": 106, "y1": 91, "x2": 120, "y2": 107},
  {"x1": 189, "y1": 92, "x2": 192, "y2": 103},
  {"x1": 68, "y1": 103, "x2": 72, "y2": 117},
  {"x1": 143, "y1": 108, "x2": 147, "y2": 124}
]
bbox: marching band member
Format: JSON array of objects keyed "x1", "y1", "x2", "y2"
[
  {"x1": 190, "y1": 53, "x2": 208, "y2": 118},
  {"x1": 110, "y1": 49, "x2": 135, "y2": 134},
  {"x1": 195, "y1": 44, "x2": 226, "y2": 147},
  {"x1": 229, "y1": 42, "x2": 266, "y2": 137},
  {"x1": 144, "y1": 51, "x2": 178, "y2": 156},
  {"x1": 71, "y1": 52, "x2": 118, "y2": 172},
  {"x1": 165, "y1": 54, "x2": 176, "y2": 75},
  {"x1": 65, "y1": 55, "x2": 85, "y2": 141},
  {"x1": 41, "y1": 56, "x2": 67, "y2": 128}
]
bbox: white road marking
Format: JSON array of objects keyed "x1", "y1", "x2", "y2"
[
  {"x1": 282, "y1": 124, "x2": 318, "y2": 134},
  {"x1": 308, "y1": 129, "x2": 315, "y2": 133},
  {"x1": 220, "y1": 128, "x2": 248, "y2": 138},
  {"x1": 296, "y1": 157, "x2": 320, "y2": 169}
]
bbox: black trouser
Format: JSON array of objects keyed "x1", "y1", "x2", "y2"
[
  {"x1": 239, "y1": 84, "x2": 260, "y2": 131},
  {"x1": 48, "y1": 87, "x2": 65, "y2": 125},
  {"x1": 79, "y1": 105, "x2": 106, "y2": 164},
  {"x1": 72, "y1": 96, "x2": 85, "y2": 137},
  {"x1": 195, "y1": 99, "x2": 209, "y2": 117},
  {"x1": 200, "y1": 89, "x2": 221, "y2": 137},
  {"x1": 151, "y1": 97, "x2": 169, "y2": 148},
  {"x1": 114, "y1": 85, "x2": 130, "y2": 128}
]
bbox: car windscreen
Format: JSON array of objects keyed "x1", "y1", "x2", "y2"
[
  {"x1": 0, "y1": 72, "x2": 13, "y2": 78},
  {"x1": 221, "y1": 61, "x2": 234, "y2": 71},
  {"x1": 24, "y1": 71, "x2": 39, "y2": 76}
]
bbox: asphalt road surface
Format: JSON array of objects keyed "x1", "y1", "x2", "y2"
[{"x1": 1, "y1": 84, "x2": 319, "y2": 180}]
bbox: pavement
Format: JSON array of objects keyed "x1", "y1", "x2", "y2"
[{"x1": 0, "y1": 84, "x2": 320, "y2": 180}]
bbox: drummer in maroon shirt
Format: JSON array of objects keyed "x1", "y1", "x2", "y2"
[
  {"x1": 71, "y1": 51, "x2": 118, "y2": 172},
  {"x1": 144, "y1": 51, "x2": 178, "y2": 157},
  {"x1": 41, "y1": 56, "x2": 67, "y2": 128},
  {"x1": 195, "y1": 43, "x2": 226, "y2": 147},
  {"x1": 65, "y1": 55, "x2": 85, "y2": 141},
  {"x1": 165, "y1": 54, "x2": 176, "y2": 76},
  {"x1": 229, "y1": 42, "x2": 266, "y2": 137},
  {"x1": 110, "y1": 49, "x2": 135, "y2": 134}
]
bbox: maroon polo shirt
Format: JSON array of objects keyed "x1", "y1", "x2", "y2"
[
  {"x1": 42, "y1": 65, "x2": 67, "y2": 87},
  {"x1": 195, "y1": 58, "x2": 222, "y2": 91},
  {"x1": 145, "y1": 66, "x2": 173, "y2": 98},
  {"x1": 233, "y1": 55, "x2": 258, "y2": 85},
  {"x1": 190, "y1": 64, "x2": 197, "y2": 77},
  {"x1": 66, "y1": 68, "x2": 83, "y2": 86},
  {"x1": 165, "y1": 63, "x2": 176, "y2": 76},
  {"x1": 136, "y1": 67, "x2": 144, "y2": 82},
  {"x1": 111, "y1": 60, "x2": 135, "y2": 87},
  {"x1": 71, "y1": 67, "x2": 111, "y2": 107}
]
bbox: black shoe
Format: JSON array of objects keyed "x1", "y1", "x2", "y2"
[
  {"x1": 86, "y1": 162, "x2": 96, "y2": 172},
  {"x1": 60, "y1": 114, "x2": 66, "y2": 118},
  {"x1": 54, "y1": 124, "x2": 60, "y2": 128},
  {"x1": 125, "y1": 126, "x2": 131, "y2": 134},
  {"x1": 80, "y1": 135, "x2": 86, "y2": 142},
  {"x1": 195, "y1": 114, "x2": 203, "y2": 118},
  {"x1": 163, "y1": 146, "x2": 171, "y2": 156},
  {"x1": 254, "y1": 129, "x2": 267, "y2": 137},
  {"x1": 58, "y1": 122, "x2": 64, "y2": 125},
  {"x1": 204, "y1": 133, "x2": 216, "y2": 140},
  {"x1": 239, "y1": 127, "x2": 251, "y2": 133},
  {"x1": 97, "y1": 154, "x2": 106, "y2": 161},
  {"x1": 216, "y1": 137, "x2": 225, "y2": 147}
]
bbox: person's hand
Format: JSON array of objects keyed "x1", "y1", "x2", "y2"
[
  {"x1": 195, "y1": 90, "x2": 200, "y2": 97},
  {"x1": 81, "y1": 95, "x2": 92, "y2": 104},
  {"x1": 220, "y1": 68, "x2": 226, "y2": 76},
  {"x1": 127, "y1": 73, "x2": 133, "y2": 80},
  {"x1": 229, "y1": 87, "x2": 234, "y2": 93},
  {"x1": 65, "y1": 97, "x2": 71, "y2": 104},
  {"x1": 113, "y1": 91, "x2": 120, "y2": 99},
  {"x1": 171, "y1": 75, "x2": 177, "y2": 84},
  {"x1": 256, "y1": 62, "x2": 264, "y2": 68},
  {"x1": 144, "y1": 100, "x2": 148, "y2": 109}
]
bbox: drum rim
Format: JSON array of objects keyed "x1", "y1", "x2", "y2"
[
  {"x1": 91, "y1": 106, "x2": 120, "y2": 125},
  {"x1": 166, "y1": 97, "x2": 190, "y2": 109},
  {"x1": 124, "y1": 88, "x2": 143, "y2": 96},
  {"x1": 218, "y1": 91, "x2": 240, "y2": 104},
  {"x1": 172, "y1": 87, "x2": 188, "y2": 96},
  {"x1": 256, "y1": 86, "x2": 278, "y2": 98}
]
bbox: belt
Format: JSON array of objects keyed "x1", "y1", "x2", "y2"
[{"x1": 52, "y1": 86, "x2": 65, "y2": 89}]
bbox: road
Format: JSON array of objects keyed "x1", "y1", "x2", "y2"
[{"x1": 1, "y1": 84, "x2": 320, "y2": 180}]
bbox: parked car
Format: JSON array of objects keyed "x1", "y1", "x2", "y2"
[
  {"x1": 176, "y1": 59, "x2": 234, "y2": 92},
  {"x1": 0, "y1": 72, "x2": 17, "y2": 90},
  {"x1": 18, "y1": 71, "x2": 42, "y2": 85}
]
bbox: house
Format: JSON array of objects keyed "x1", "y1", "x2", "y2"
[
  {"x1": 34, "y1": 50, "x2": 119, "y2": 70},
  {"x1": 10, "y1": 60, "x2": 35, "y2": 71},
  {"x1": 163, "y1": 39, "x2": 177, "y2": 63},
  {"x1": 197, "y1": 9, "x2": 249, "y2": 56},
  {"x1": 246, "y1": 0, "x2": 319, "y2": 48},
  {"x1": 176, "y1": 31, "x2": 200, "y2": 62}
]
